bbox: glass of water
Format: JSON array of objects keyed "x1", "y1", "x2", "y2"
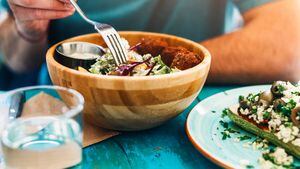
[{"x1": 0, "y1": 86, "x2": 84, "y2": 169}]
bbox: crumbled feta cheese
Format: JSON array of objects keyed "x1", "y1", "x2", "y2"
[
  {"x1": 284, "y1": 81, "x2": 295, "y2": 90},
  {"x1": 268, "y1": 119, "x2": 281, "y2": 131},
  {"x1": 259, "y1": 158, "x2": 286, "y2": 169},
  {"x1": 268, "y1": 113, "x2": 282, "y2": 131},
  {"x1": 127, "y1": 51, "x2": 144, "y2": 62},
  {"x1": 282, "y1": 82, "x2": 300, "y2": 101},
  {"x1": 259, "y1": 148, "x2": 293, "y2": 169},
  {"x1": 240, "y1": 108, "x2": 250, "y2": 115},
  {"x1": 252, "y1": 139, "x2": 268, "y2": 150},
  {"x1": 292, "y1": 126, "x2": 299, "y2": 136},
  {"x1": 272, "y1": 148, "x2": 293, "y2": 166},
  {"x1": 281, "y1": 97, "x2": 290, "y2": 103},
  {"x1": 259, "y1": 158, "x2": 277, "y2": 169},
  {"x1": 256, "y1": 107, "x2": 265, "y2": 123},
  {"x1": 259, "y1": 158, "x2": 287, "y2": 169},
  {"x1": 292, "y1": 138, "x2": 300, "y2": 147},
  {"x1": 249, "y1": 114, "x2": 257, "y2": 121},
  {"x1": 275, "y1": 125, "x2": 297, "y2": 143},
  {"x1": 244, "y1": 105, "x2": 268, "y2": 124},
  {"x1": 266, "y1": 107, "x2": 273, "y2": 113}
]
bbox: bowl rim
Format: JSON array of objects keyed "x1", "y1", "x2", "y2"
[{"x1": 46, "y1": 31, "x2": 211, "y2": 82}]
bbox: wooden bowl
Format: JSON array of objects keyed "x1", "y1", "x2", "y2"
[{"x1": 46, "y1": 31, "x2": 211, "y2": 131}]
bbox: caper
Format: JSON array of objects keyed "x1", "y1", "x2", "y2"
[
  {"x1": 271, "y1": 81, "x2": 284, "y2": 97},
  {"x1": 273, "y1": 99, "x2": 286, "y2": 112},
  {"x1": 291, "y1": 107, "x2": 300, "y2": 127}
]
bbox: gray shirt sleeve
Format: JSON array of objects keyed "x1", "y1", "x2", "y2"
[{"x1": 232, "y1": 0, "x2": 274, "y2": 13}]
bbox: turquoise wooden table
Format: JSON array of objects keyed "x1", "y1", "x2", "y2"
[
  {"x1": 77, "y1": 85, "x2": 240, "y2": 169},
  {"x1": 0, "y1": 86, "x2": 239, "y2": 168}
]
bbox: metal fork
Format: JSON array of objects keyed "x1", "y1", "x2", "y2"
[{"x1": 69, "y1": 0, "x2": 127, "y2": 66}]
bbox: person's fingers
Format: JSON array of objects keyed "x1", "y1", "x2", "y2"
[
  {"x1": 10, "y1": 4, "x2": 75, "y2": 21},
  {"x1": 9, "y1": 0, "x2": 73, "y2": 11},
  {"x1": 57, "y1": 0, "x2": 78, "y2": 3},
  {"x1": 58, "y1": 0, "x2": 71, "y2": 4}
]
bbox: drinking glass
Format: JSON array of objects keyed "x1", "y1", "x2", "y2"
[{"x1": 0, "y1": 86, "x2": 84, "y2": 169}]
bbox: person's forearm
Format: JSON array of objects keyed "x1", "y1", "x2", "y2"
[
  {"x1": 0, "y1": 14, "x2": 47, "y2": 73},
  {"x1": 202, "y1": 0, "x2": 300, "y2": 84}
]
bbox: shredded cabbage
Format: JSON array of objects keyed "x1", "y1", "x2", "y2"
[{"x1": 89, "y1": 39, "x2": 180, "y2": 76}]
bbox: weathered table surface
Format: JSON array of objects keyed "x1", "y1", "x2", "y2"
[
  {"x1": 0, "y1": 86, "x2": 239, "y2": 168},
  {"x1": 77, "y1": 85, "x2": 239, "y2": 169}
]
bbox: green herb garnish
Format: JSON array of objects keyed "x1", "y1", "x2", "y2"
[
  {"x1": 277, "y1": 84, "x2": 286, "y2": 93},
  {"x1": 238, "y1": 135, "x2": 252, "y2": 141},
  {"x1": 219, "y1": 120, "x2": 229, "y2": 128},
  {"x1": 222, "y1": 109, "x2": 230, "y2": 118},
  {"x1": 246, "y1": 165, "x2": 254, "y2": 169},
  {"x1": 219, "y1": 120, "x2": 240, "y2": 140},
  {"x1": 280, "y1": 99, "x2": 296, "y2": 117},
  {"x1": 263, "y1": 111, "x2": 271, "y2": 120},
  {"x1": 221, "y1": 131, "x2": 231, "y2": 140}
]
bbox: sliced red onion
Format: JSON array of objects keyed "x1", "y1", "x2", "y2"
[
  {"x1": 146, "y1": 62, "x2": 157, "y2": 76},
  {"x1": 129, "y1": 43, "x2": 142, "y2": 51},
  {"x1": 116, "y1": 57, "x2": 152, "y2": 76}
]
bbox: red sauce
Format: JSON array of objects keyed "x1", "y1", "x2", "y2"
[{"x1": 238, "y1": 113, "x2": 269, "y2": 131}]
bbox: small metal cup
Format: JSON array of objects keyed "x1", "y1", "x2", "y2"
[{"x1": 55, "y1": 42, "x2": 105, "y2": 70}]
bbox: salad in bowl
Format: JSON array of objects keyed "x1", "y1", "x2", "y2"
[{"x1": 89, "y1": 38, "x2": 202, "y2": 76}]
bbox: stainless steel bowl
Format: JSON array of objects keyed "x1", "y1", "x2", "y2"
[{"x1": 55, "y1": 42, "x2": 105, "y2": 70}]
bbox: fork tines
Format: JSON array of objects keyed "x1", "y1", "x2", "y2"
[{"x1": 95, "y1": 24, "x2": 127, "y2": 66}]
